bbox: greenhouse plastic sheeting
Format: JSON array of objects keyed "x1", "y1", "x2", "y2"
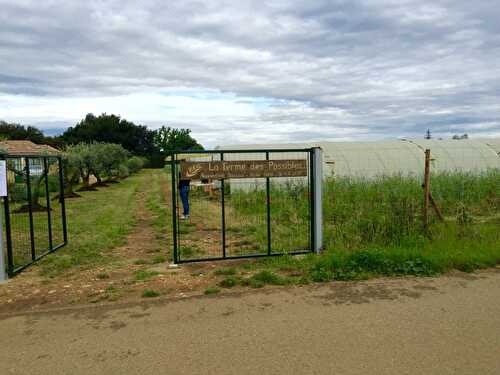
[{"x1": 217, "y1": 138, "x2": 500, "y2": 179}]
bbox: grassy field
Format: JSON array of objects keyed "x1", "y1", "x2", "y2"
[
  {"x1": 5, "y1": 168, "x2": 499, "y2": 295},
  {"x1": 37, "y1": 174, "x2": 143, "y2": 276},
  {"x1": 212, "y1": 170, "x2": 500, "y2": 288}
]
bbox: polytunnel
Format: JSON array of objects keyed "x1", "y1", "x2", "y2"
[
  {"x1": 478, "y1": 138, "x2": 500, "y2": 156},
  {"x1": 216, "y1": 138, "x2": 500, "y2": 179}
]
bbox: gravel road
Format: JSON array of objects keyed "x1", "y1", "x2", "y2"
[{"x1": 1, "y1": 269, "x2": 499, "y2": 375}]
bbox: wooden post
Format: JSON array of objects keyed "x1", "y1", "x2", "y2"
[
  {"x1": 429, "y1": 193, "x2": 445, "y2": 222},
  {"x1": 423, "y1": 149, "x2": 431, "y2": 229}
]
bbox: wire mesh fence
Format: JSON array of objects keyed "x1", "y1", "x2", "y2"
[{"x1": 1, "y1": 155, "x2": 67, "y2": 276}]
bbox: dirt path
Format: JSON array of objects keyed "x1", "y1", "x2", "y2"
[{"x1": 1, "y1": 269, "x2": 499, "y2": 375}]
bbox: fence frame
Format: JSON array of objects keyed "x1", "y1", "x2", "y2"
[{"x1": 1, "y1": 154, "x2": 68, "y2": 276}]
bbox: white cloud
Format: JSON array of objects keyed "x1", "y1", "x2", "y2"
[{"x1": 0, "y1": 0, "x2": 498, "y2": 145}]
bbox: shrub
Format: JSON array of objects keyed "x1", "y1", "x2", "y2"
[
  {"x1": 204, "y1": 287, "x2": 221, "y2": 295},
  {"x1": 219, "y1": 276, "x2": 239, "y2": 288},
  {"x1": 142, "y1": 289, "x2": 160, "y2": 298},
  {"x1": 250, "y1": 270, "x2": 287, "y2": 285},
  {"x1": 118, "y1": 164, "x2": 130, "y2": 178},
  {"x1": 214, "y1": 267, "x2": 237, "y2": 276},
  {"x1": 127, "y1": 156, "x2": 146, "y2": 174}
]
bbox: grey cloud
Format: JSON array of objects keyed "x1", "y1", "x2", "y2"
[{"x1": 0, "y1": 0, "x2": 499, "y2": 141}]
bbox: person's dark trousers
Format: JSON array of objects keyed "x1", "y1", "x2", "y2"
[{"x1": 180, "y1": 185, "x2": 190, "y2": 216}]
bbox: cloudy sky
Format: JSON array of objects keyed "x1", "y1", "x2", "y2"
[{"x1": 0, "y1": 0, "x2": 499, "y2": 146}]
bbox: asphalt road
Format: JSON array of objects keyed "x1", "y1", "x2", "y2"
[{"x1": 1, "y1": 269, "x2": 499, "y2": 375}]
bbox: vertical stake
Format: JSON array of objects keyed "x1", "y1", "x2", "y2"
[
  {"x1": 221, "y1": 152, "x2": 226, "y2": 258},
  {"x1": 3, "y1": 195, "x2": 13, "y2": 276},
  {"x1": 266, "y1": 151, "x2": 271, "y2": 255},
  {"x1": 43, "y1": 158, "x2": 53, "y2": 250},
  {"x1": 423, "y1": 149, "x2": 431, "y2": 230},
  {"x1": 58, "y1": 157, "x2": 68, "y2": 243},
  {"x1": 2, "y1": 158, "x2": 13, "y2": 275},
  {"x1": 25, "y1": 158, "x2": 36, "y2": 260},
  {"x1": 0, "y1": 157, "x2": 7, "y2": 281},
  {"x1": 309, "y1": 149, "x2": 316, "y2": 252},
  {"x1": 171, "y1": 154, "x2": 178, "y2": 263}
]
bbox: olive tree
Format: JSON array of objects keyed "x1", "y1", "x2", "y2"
[
  {"x1": 61, "y1": 148, "x2": 82, "y2": 197},
  {"x1": 65, "y1": 143, "x2": 98, "y2": 190},
  {"x1": 93, "y1": 143, "x2": 129, "y2": 182}
]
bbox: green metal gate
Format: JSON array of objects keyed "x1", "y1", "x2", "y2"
[
  {"x1": 169, "y1": 148, "x2": 321, "y2": 263},
  {"x1": 1, "y1": 155, "x2": 67, "y2": 276}
]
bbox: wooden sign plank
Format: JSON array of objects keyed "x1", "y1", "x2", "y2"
[{"x1": 180, "y1": 159, "x2": 308, "y2": 180}]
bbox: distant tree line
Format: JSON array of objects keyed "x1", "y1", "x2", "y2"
[{"x1": 0, "y1": 113, "x2": 204, "y2": 167}]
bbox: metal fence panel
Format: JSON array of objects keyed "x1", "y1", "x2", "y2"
[{"x1": 1, "y1": 155, "x2": 67, "y2": 276}]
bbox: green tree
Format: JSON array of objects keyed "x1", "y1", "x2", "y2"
[
  {"x1": 0, "y1": 121, "x2": 46, "y2": 143},
  {"x1": 154, "y1": 126, "x2": 203, "y2": 153},
  {"x1": 93, "y1": 143, "x2": 129, "y2": 182},
  {"x1": 62, "y1": 114, "x2": 157, "y2": 156},
  {"x1": 61, "y1": 149, "x2": 82, "y2": 198},
  {"x1": 65, "y1": 143, "x2": 98, "y2": 190},
  {"x1": 127, "y1": 156, "x2": 146, "y2": 174}
]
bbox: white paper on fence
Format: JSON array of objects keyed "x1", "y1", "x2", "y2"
[{"x1": 0, "y1": 161, "x2": 7, "y2": 197}]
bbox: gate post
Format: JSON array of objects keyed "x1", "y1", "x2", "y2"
[
  {"x1": 312, "y1": 147, "x2": 323, "y2": 253},
  {"x1": 0, "y1": 159, "x2": 7, "y2": 282}
]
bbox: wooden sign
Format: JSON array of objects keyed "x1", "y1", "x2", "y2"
[{"x1": 180, "y1": 159, "x2": 308, "y2": 180}]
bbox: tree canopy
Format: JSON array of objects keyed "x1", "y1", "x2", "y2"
[
  {"x1": 62, "y1": 113, "x2": 157, "y2": 156},
  {"x1": 1, "y1": 114, "x2": 204, "y2": 167},
  {"x1": 0, "y1": 121, "x2": 46, "y2": 143},
  {"x1": 154, "y1": 126, "x2": 203, "y2": 152}
]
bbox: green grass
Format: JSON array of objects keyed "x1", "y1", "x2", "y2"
[
  {"x1": 27, "y1": 168, "x2": 500, "y2": 290},
  {"x1": 220, "y1": 170, "x2": 500, "y2": 285},
  {"x1": 151, "y1": 255, "x2": 167, "y2": 264},
  {"x1": 37, "y1": 172, "x2": 145, "y2": 277},
  {"x1": 249, "y1": 270, "x2": 287, "y2": 285},
  {"x1": 134, "y1": 269, "x2": 159, "y2": 281},
  {"x1": 145, "y1": 172, "x2": 171, "y2": 241},
  {"x1": 142, "y1": 289, "x2": 160, "y2": 298},
  {"x1": 234, "y1": 220, "x2": 500, "y2": 284},
  {"x1": 226, "y1": 171, "x2": 499, "y2": 255},
  {"x1": 218, "y1": 275, "x2": 240, "y2": 288},
  {"x1": 204, "y1": 286, "x2": 221, "y2": 295},
  {"x1": 214, "y1": 267, "x2": 237, "y2": 276}
]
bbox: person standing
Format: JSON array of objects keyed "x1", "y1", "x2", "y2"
[{"x1": 179, "y1": 175, "x2": 190, "y2": 219}]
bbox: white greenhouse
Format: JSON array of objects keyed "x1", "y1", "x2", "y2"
[{"x1": 215, "y1": 138, "x2": 500, "y2": 179}]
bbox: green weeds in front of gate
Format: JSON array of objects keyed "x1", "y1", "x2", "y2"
[
  {"x1": 208, "y1": 170, "x2": 500, "y2": 288},
  {"x1": 211, "y1": 225, "x2": 500, "y2": 287},
  {"x1": 226, "y1": 170, "x2": 499, "y2": 254}
]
